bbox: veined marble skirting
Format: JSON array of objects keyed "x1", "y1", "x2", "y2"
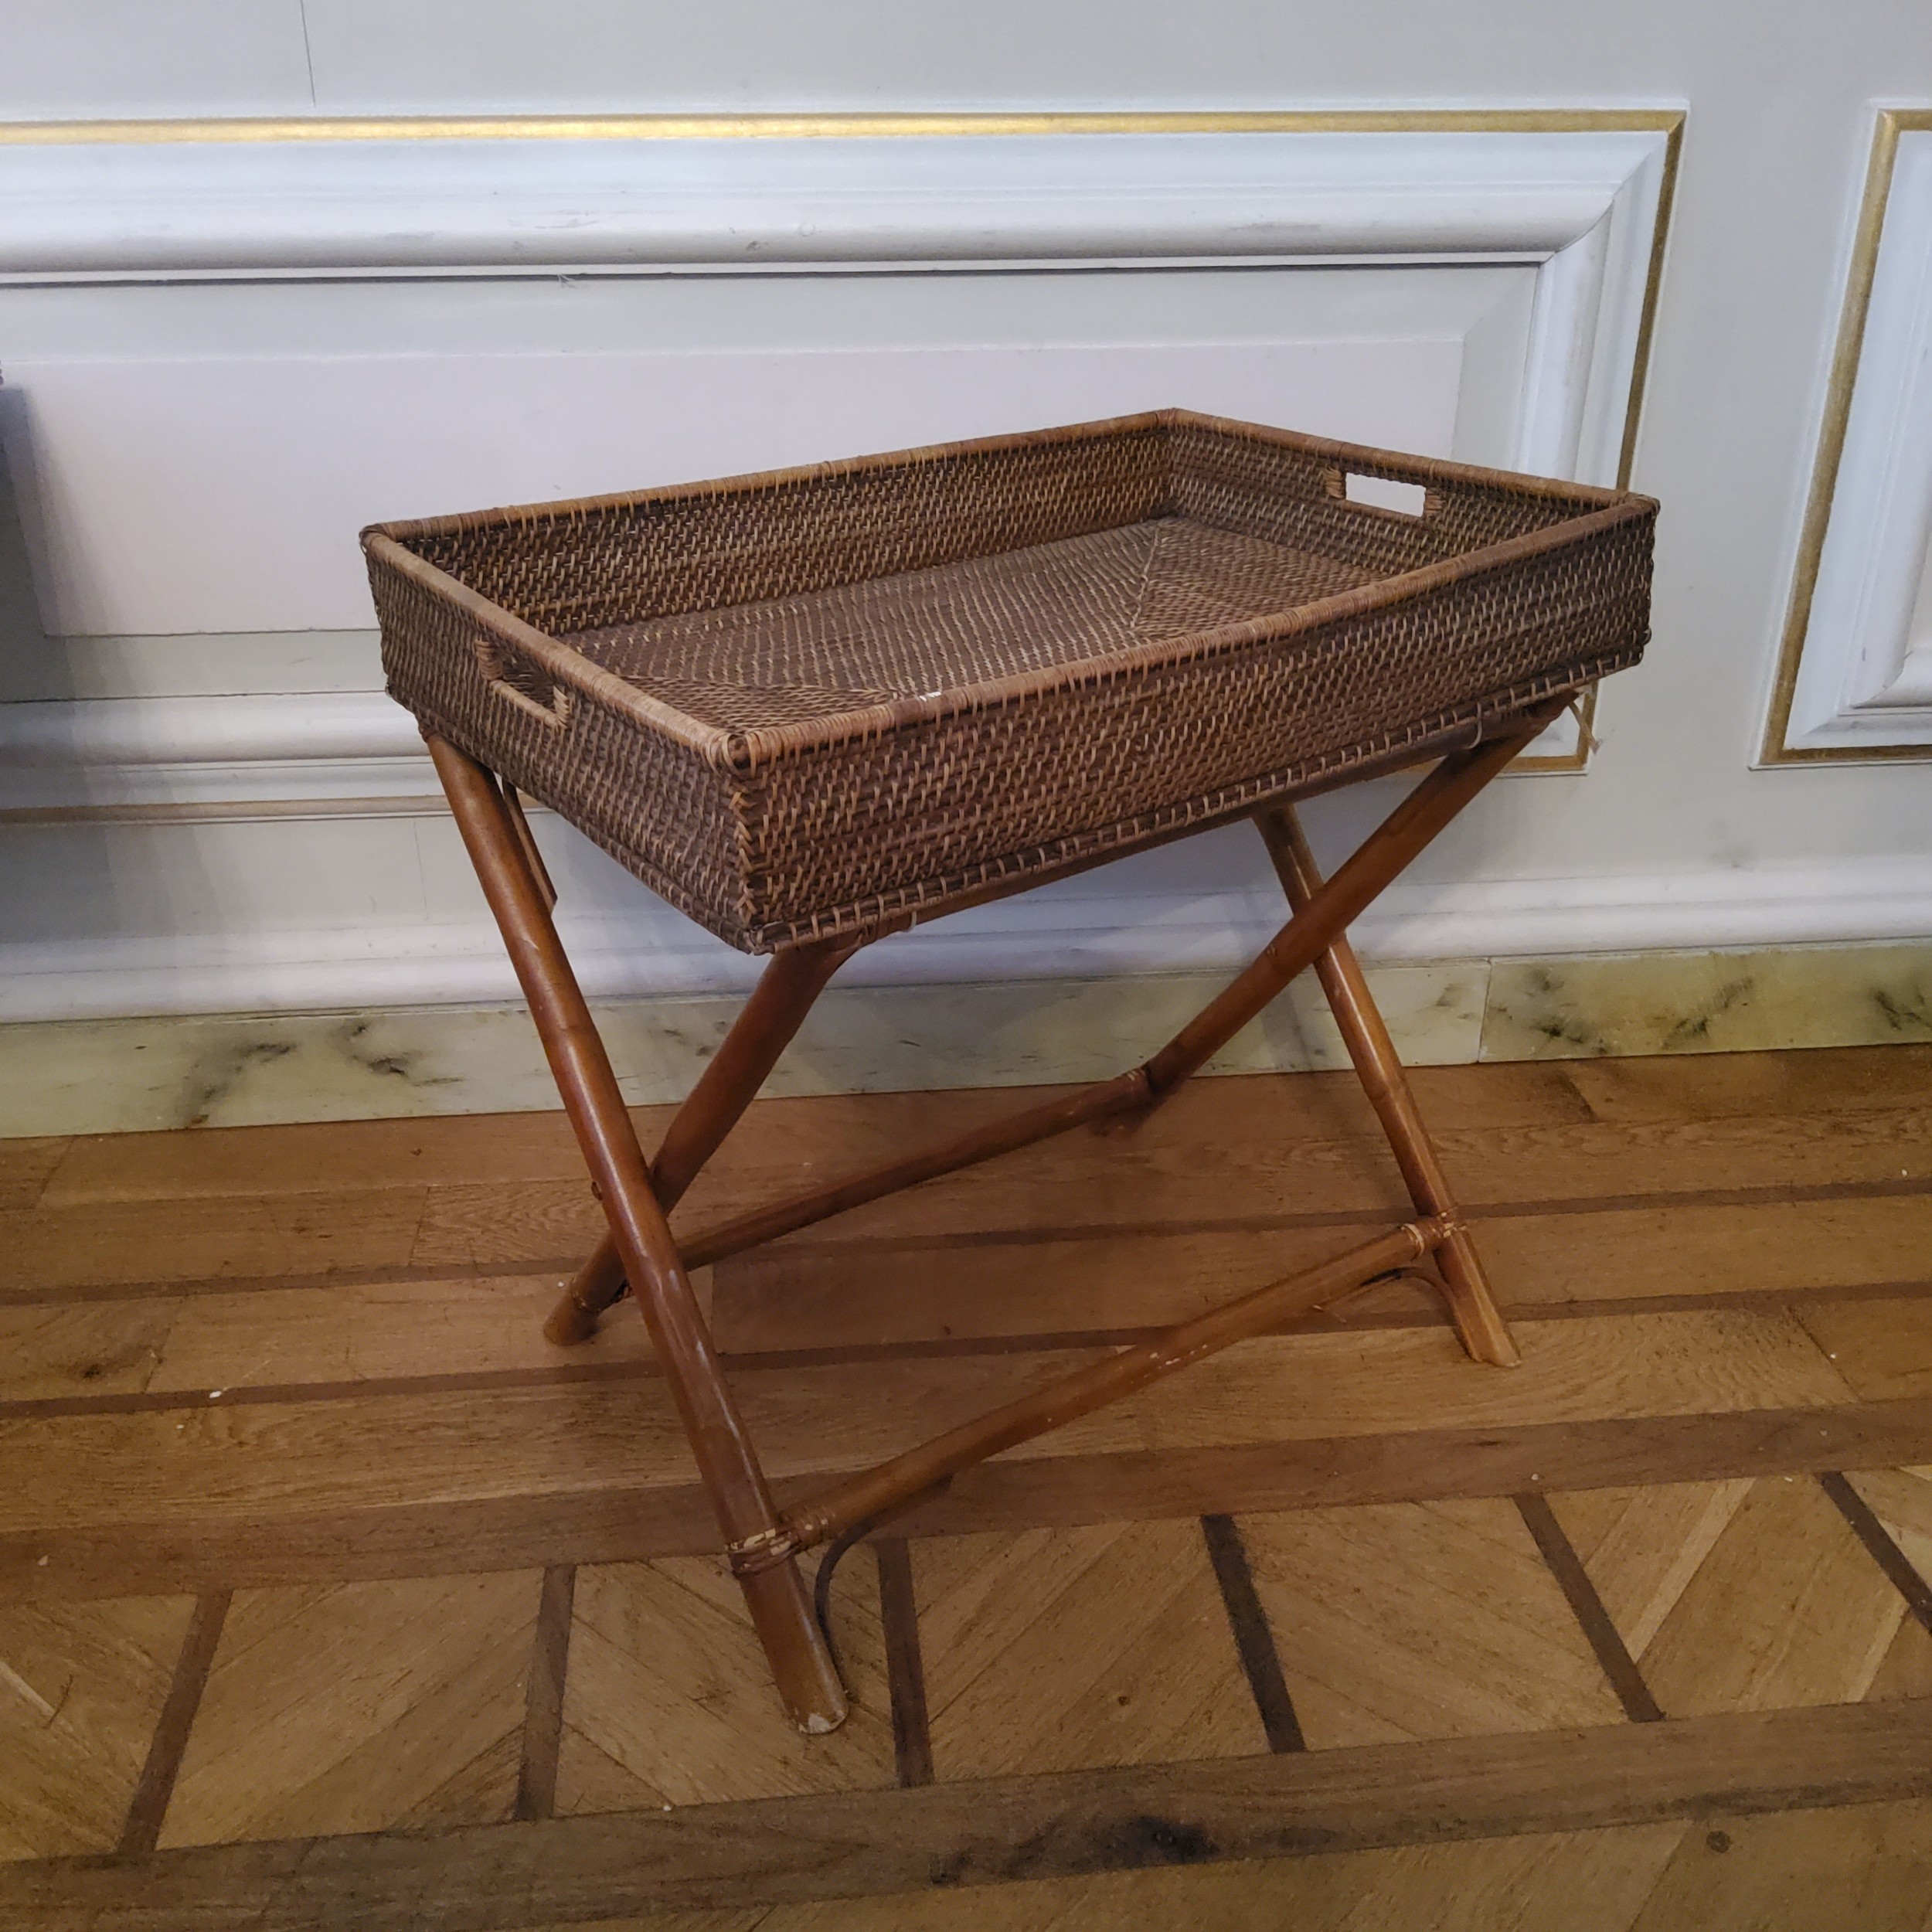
[{"x1": 2, "y1": 940, "x2": 1928, "y2": 1138}]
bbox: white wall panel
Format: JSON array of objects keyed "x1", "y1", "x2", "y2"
[
  {"x1": 2, "y1": 2, "x2": 1930, "y2": 1019},
  {"x1": 0, "y1": 114, "x2": 1668, "y2": 862},
  {"x1": 0, "y1": 2, "x2": 311, "y2": 121},
  {"x1": 1774, "y1": 124, "x2": 1932, "y2": 754}
]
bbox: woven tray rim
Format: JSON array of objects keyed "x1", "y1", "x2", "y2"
[
  {"x1": 363, "y1": 408, "x2": 1656, "y2": 773},
  {"x1": 368, "y1": 407, "x2": 1631, "y2": 541}
]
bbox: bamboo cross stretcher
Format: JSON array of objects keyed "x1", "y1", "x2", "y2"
[{"x1": 424, "y1": 703, "x2": 1550, "y2": 1736}]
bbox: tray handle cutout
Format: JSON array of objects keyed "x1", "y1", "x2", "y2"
[
  {"x1": 475, "y1": 634, "x2": 575, "y2": 731},
  {"x1": 1328, "y1": 468, "x2": 1434, "y2": 520}
]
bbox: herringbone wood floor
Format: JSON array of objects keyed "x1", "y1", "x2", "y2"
[{"x1": 2, "y1": 1044, "x2": 1930, "y2": 1927}]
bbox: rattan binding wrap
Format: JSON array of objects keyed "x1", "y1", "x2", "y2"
[{"x1": 366, "y1": 410, "x2": 1655, "y2": 951}]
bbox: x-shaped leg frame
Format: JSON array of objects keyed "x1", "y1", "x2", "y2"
[{"x1": 426, "y1": 705, "x2": 1546, "y2": 1733}]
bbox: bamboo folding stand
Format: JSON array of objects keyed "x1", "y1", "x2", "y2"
[
  {"x1": 372, "y1": 411, "x2": 1656, "y2": 1730},
  {"x1": 427, "y1": 706, "x2": 1539, "y2": 1733}
]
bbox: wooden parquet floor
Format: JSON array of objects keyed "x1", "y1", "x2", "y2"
[{"x1": 2, "y1": 1044, "x2": 1930, "y2": 1927}]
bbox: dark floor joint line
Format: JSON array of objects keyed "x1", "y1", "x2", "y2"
[
  {"x1": 1513, "y1": 1492, "x2": 1663, "y2": 1724},
  {"x1": 873, "y1": 1539, "x2": 934, "y2": 1787},
  {"x1": 514, "y1": 1564, "x2": 577, "y2": 1823},
  {"x1": 117, "y1": 1589, "x2": 230, "y2": 1855},
  {"x1": 1200, "y1": 1513, "x2": 1304, "y2": 1752},
  {"x1": 1817, "y1": 1471, "x2": 1932, "y2": 1634}
]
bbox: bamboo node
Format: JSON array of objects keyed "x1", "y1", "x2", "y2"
[
  {"x1": 726, "y1": 1524, "x2": 804, "y2": 1577},
  {"x1": 1407, "y1": 1216, "x2": 1453, "y2": 1256}
]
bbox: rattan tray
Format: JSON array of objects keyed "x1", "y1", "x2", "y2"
[{"x1": 366, "y1": 410, "x2": 1655, "y2": 951}]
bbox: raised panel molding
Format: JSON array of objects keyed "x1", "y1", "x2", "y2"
[
  {"x1": 1767, "y1": 112, "x2": 1932, "y2": 759},
  {"x1": 0, "y1": 692, "x2": 427, "y2": 814},
  {"x1": 0, "y1": 116, "x2": 1668, "y2": 292},
  {"x1": 0, "y1": 119, "x2": 1672, "y2": 514},
  {"x1": 3, "y1": 856, "x2": 1928, "y2": 1022}
]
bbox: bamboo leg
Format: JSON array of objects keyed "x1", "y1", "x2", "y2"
[
  {"x1": 499, "y1": 783, "x2": 556, "y2": 912},
  {"x1": 1133, "y1": 716, "x2": 1548, "y2": 1109},
  {"x1": 678, "y1": 1066, "x2": 1150, "y2": 1270},
  {"x1": 1257, "y1": 804, "x2": 1520, "y2": 1367},
  {"x1": 545, "y1": 934, "x2": 860, "y2": 1345},
  {"x1": 546, "y1": 1243, "x2": 630, "y2": 1347},
  {"x1": 426, "y1": 734, "x2": 847, "y2": 1734}
]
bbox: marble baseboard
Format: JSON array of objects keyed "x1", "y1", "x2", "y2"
[
  {"x1": 2, "y1": 940, "x2": 1927, "y2": 1140},
  {"x1": 0, "y1": 964, "x2": 1486, "y2": 1138},
  {"x1": 1482, "y1": 942, "x2": 1932, "y2": 1062}
]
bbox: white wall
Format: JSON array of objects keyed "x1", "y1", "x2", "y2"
[{"x1": 0, "y1": 2, "x2": 1929, "y2": 1019}]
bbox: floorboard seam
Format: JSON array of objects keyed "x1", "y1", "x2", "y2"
[
  {"x1": 512, "y1": 1563, "x2": 577, "y2": 1823},
  {"x1": 720, "y1": 1175, "x2": 1932, "y2": 1254},
  {"x1": 8, "y1": 1279, "x2": 1932, "y2": 1423},
  {"x1": 1200, "y1": 1512, "x2": 1304, "y2": 1752},
  {"x1": 7, "y1": 1700, "x2": 1926, "y2": 1927},
  {"x1": 1815, "y1": 1470, "x2": 1932, "y2": 1635},
  {"x1": 13, "y1": 1398, "x2": 1932, "y2": 1606},
  {"x1": 873, "y1": 1539, "x2": 934, "y2": 1787},
  {"x1": 1513, "y1": 1492, "x2": 1664, "y2": 1723},
  {"x1": 9, "y1": 1170, "x2": 1929, "y2": 1306},
  {"x1": 117, "y1": 1589, "x2": 230, "y2": 1855}
]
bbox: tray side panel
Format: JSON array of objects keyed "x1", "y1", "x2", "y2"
[
  {"x1": 394, "y1": 420, "x2": 1175, "y2": 641},
  {"x1": 368, "y1": 553, "x2": 755, "y2": 941},
  {"x1": 733, "y1": 507, "x2": 1655, "y2": 948},
  {"x1": 1168, "y1": 418, "x2": 1594, "y2": 578}
]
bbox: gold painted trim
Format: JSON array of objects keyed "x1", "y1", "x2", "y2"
[
  {"x1": 1505, "y1": 113, "x2": 1679, "y2": 774},
  {"x1": 0, "y1": 105, "x2": 1680, "y2": 807},
  {"x1": 1760, "y1": 108, "x2": 1932, "y2": 765},
  {"x1": 0, "y1": 108, "x2": 1685, "y2": 145},
  {"x1": 1616, "y1": 114, "x2": 1683, "y2": 493}
]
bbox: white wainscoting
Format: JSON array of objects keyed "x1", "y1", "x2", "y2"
[
  {"x1": 5, "y1": 848, "x2": 1930, "y2": 1022},
  {"x1": 0, "y1": 690, "x2": 426, "y2": 811},
  {"x1": 0, "y1": 117, "x2": 1682, "y2": 1018},
  {"x1": 1774, "y1": 117, "x2": 1932, "y2": 755}
]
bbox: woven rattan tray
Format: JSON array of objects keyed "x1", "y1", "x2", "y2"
[{"x1": 366, "y1": 410, "x2": 1655, "y2": 951}]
